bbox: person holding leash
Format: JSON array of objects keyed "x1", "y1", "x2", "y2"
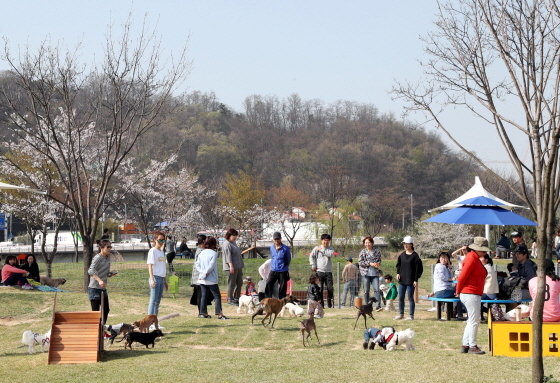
[
  {"x1": 88, "y1": 239, "x2": 115, "y2": 325},
  {"x1": 309, "y1": 233, "x2": 336, "y2": 308}
]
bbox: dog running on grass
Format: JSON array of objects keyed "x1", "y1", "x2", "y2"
[
  {"x1": 120, "y1": 329, "x2": 164, "y2": 349},
  {"x1": 300, "y1": 317, "x2": 320, "y2": 347},
  {"x1": 21, "y1": 329, "x2": 51, "y2": 354},
  {"x1": 251, "y1": 295, "x2": 297, "y2": 328},
  {"x1": 354, "y1": 297, "x2": 377, "y2": 330}
]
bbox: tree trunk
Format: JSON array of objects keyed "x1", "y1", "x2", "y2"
[{"x1": 82, "y1": 236, "x2": 95, "y2": 292}]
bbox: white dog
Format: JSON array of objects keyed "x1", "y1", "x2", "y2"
[
  {"x1": 237, "y1": 295, "x2": 256, "y2": 314},
  {"x1": 280, "y1": 302, "x2": 305, "y2": 317},
  {"x1": 21, "y1": 329, "x2": 51, "y2": 354},
  {"x1": 381, "y1": 327, "x2": 415, "y2": 351}
]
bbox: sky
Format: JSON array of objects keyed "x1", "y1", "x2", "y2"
[{"x1": 0, "y1": 0, "x2": 528, "y2": 174}]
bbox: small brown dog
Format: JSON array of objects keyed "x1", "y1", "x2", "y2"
[
  {"x1": 39, "y1": 276, "x2": 67, "y2": 288},
  {"x1": 300, "y1": 317, "x2": 320, "y2": 347},
  {"x1": 251, "y1": 295, "x2": 297, "y2": 328},
  {"x1": 133, "y1": 315, "x2": 159, "y2": 333},
  {"x1": 354, "y1": 297, "x2": 377, "y2": 330}
]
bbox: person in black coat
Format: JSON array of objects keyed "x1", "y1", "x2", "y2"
[
  {"x1": 20, "y1": 254, "x2": 40, "y2": 282},
  {"x1": 395, "y1": 236, "x2": 423, "y2": 321}
]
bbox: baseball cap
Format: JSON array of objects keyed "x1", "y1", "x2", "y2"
[
  {"x1": 272, "y1": 232, "x2": 282, "y2": 240},
  {"x1": 346, "y1": 257, "x2": 353, "y2": 262},
  {"x1": 511, "y1": 231, "x2": 523, "y2": 237},
  {"x1": 512, "y1": 243, "x2": 528, "y2": 254}
]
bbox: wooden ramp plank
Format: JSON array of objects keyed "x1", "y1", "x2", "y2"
[{"x1": 48, "y1": 308, "x2": 102, "y2": 365}]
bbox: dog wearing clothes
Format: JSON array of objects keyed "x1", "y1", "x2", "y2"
[
  {"x1": 381, "y1": 327, "x2": 415, "y2": 351},
  {"x1": 21, "y1": 330, "x2": 51, "y2": 354},
  {"x1": 363, "y1": 326, "x2": 393, "y2": 350}
]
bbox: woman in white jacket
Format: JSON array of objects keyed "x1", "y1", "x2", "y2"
[
  {"x1": 195, "y1": 236, "x2": 229, "y2": 320},
  {"x1": 480, "y1": 253, "x2": 499, "y2": 320}
]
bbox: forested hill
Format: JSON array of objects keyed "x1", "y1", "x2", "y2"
[{"x1": 136, "y1": 91, "x2": 481, "y2": 215}]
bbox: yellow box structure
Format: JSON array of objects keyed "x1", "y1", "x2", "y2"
[{"x1": 488, "y1": 314, "x2": 560, "y2": 357}]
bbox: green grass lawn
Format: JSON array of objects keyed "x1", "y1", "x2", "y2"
[{"x1": 1, "y1": 258, "x2": 559, "y2": 383}]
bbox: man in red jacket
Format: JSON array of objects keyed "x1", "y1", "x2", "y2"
[{"x1": 456, "y1": 237, "x2": 488, "y2": 355}]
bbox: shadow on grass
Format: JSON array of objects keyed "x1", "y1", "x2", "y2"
[{"x1": 102, "y1": 349, "x2": 167, "y2": 360}]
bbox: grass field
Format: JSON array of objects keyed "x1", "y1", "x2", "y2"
[{"x1": 1, "y1": 258, "x2": 560, "y2": 383}]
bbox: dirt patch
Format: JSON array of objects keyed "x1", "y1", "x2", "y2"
[{"x1": 0, "y1": 317, "x2": 37, "y2": 326}]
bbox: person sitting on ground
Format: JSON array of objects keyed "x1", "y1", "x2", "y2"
[
  {"x1": 1, "y1": 255, "x2": 33, "y2": 289},
  {"x1": 529, "y1": 259, "x2": 560, "y2": 322},
  {"x1": 20, "y1": 254, "x2": 40, "y2": 283}
]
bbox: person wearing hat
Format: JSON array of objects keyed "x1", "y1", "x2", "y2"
[
  {"x1": 243, "y1": 276, "x2": 256, "y2": 296},
  {"x1": 511, "y1": 231, "x2": 527, "y2": 266},
  {"x1": 395, "y1": 236, "x2": 423, "y2": 321},
  {"x1": 341, "y1": 257, "x2": 359, "y2": 307},
  {"x1": 456, "y1": 237, "x2": 489, "y2": 355},
  {"x1": 266, "y1": 232, "x2": 291, "y2": 299},
  {"x1": 528, "y1": 259, "x2": 560, "y2": 322},
  {"x1": 514, "y1": 245, "x2": 537, "y2": 300}
]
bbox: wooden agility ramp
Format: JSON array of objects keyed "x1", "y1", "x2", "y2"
[{"x1": 47, "y1": 292, "x2": 103, "y2": 364}]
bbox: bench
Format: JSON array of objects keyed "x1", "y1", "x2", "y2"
[
  {"x1": 488, "y1": 313, "x2": 560, "y2": 357},
  {"x1": 429, "y1": 297, "x2": 530, "y2": 321}
]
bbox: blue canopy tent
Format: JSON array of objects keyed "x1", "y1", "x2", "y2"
[{"x1": 424, "y1": 204, "x2": 537, "y2": 226}]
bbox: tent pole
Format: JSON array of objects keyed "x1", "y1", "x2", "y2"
[{"x1": 485, "y1": 224, "x2": 490, "y2": 241}]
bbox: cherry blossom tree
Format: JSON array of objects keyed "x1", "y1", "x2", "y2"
[{"x1": 0, "y1": 17, "x2": 192, "y2": 290}]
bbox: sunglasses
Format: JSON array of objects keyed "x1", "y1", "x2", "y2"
[
  {"x1": 157, "y1": 239, "x2": 166, "y2": 243},
  {"x1": 106, "y1": 246, "x2": 113, "y2": 249}
]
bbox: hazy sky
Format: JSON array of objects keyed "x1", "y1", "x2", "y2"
[{"x1": 0, "y1": 0, "x2": 528, "y2": 174}]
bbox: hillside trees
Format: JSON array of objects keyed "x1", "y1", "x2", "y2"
[{"x1": 0, "y1": 18, "x2": 191, "y2": 290}]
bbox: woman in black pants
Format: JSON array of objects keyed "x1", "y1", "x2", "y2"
[{"x1": 88, "y1": 239, "x2": 115, "y2": 325}]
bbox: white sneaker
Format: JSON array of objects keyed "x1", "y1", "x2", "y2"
[
  {"x1": 405, "y1": 316, "x2": 414, "y2": 321},
  {"x1": 394, "y1": 315, "x2": 403, "y2": 320},
  {"x1": 376, "y1": 307, "x2": 384, "y2": 312},
  {"x1": 314, "y1": 315, "x2": 322, "y2": 319},
  {"x1": 22, "y1": 283, "x2": 33, "y2": 290},
  {"x1": 427, "y1": 307, "x2": 437, "y2": 312}
]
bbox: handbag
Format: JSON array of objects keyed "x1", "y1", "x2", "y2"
[{"x1": 490, "y1": 303, "x2": 506, "y2": 321}]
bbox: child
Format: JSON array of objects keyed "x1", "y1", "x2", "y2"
[
  {"x1": 383, "y1": 274, "x2": 397, "y2": 312},
  {"x1": 243, "y1": 276, "x2": 256, "y2": 296},
  {"x1": 507, "y1": 263, "x2": 518, "y2": 277},
  {"x1": 307, "y1": 273, "x2": 324, "y2": 319}
]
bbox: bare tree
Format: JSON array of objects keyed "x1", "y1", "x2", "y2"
[
  {"x1": 0, "y1": 16, "x2": 192, "y2": 290},
  {"x1": 392, "y1": 1, "x2": 560, "y2": 380}
]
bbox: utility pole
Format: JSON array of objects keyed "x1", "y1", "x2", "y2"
[{"x1": 410, "y1": 194, "x2": 413, "y2": 226}]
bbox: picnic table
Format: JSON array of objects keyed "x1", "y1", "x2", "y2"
[{"x1": 429, "y1": 297, "x2": 531, "y2": 321}]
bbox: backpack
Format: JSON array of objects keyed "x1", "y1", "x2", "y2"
[
  {"x1": 490, "y1": 303, "x2": 506, "y2": 321},
  {"x1": 503, "y1": 276, "x2": 523, "y2": 301}
]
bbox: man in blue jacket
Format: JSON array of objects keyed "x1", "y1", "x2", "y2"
[{"x1": 266, "y1": 232, "x2": 291, "y2": 299}]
